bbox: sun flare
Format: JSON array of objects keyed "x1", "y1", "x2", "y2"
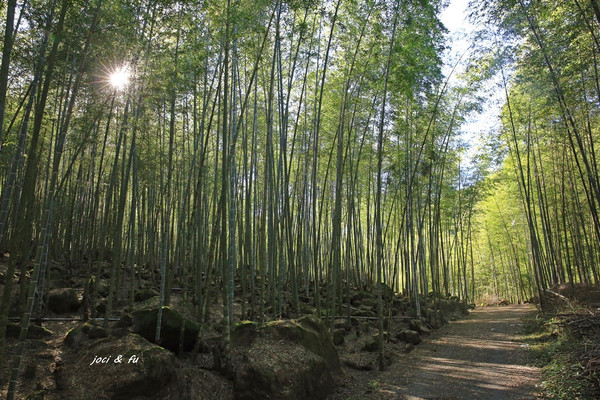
[{"x1": 109, "y1": 65, "x2": 130, "y2": 90}]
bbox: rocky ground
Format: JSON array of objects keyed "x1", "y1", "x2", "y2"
[{"x1": 1, "y1": 259, "x2": 521, "y2": 400}]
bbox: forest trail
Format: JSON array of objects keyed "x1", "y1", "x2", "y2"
[{"x1": 342, "y1": 305, "x2": 542, "y2": 400}]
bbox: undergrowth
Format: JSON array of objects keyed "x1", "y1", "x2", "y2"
[{"x1": 523, "y1": 310, "x2": 599, "y2": 399}]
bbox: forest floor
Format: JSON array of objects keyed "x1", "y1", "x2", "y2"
[
  {"x1": 329, "y1": 304, "x2": 542, "y2": 400},
  {"x1": 0, "y1": 255, "x2": 549, "y2": 400}
]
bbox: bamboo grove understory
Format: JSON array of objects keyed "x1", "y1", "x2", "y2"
[{"x1": 1, "y1": 0, "x2": 600, "y2": 391}]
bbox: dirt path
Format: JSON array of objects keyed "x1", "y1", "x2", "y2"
[{"x1": 337, "y1": 305, "x2": 542, "y2": 400}]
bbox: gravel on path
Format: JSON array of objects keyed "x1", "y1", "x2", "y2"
[{"x1": 331, "y1": 304, "x2": 542, "y2": 400}]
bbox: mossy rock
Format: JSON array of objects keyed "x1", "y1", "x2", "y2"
[
  {"x1": 64, "y1": 321, "x2": 113, "y2": 348},
  {"x1": 263, "y1": 314, "x2": 340, "y2": 373},
  {"x1": 64, "y1": 323, "x2": 93, "y2": 348},
  {"x1": 333, "y1": 318, "x2": 350, "y2": 331},
  {"x1": 131, "y1": 306, "x2": 200, "y2": 352},
  {"x1": 6, "y1": 322, "x2": 54, "y2": 339},
  {"x1": 137, "y1": 295, "x2": 161, "y2": 309},
  {"x1": 409, "y1": 319, "x2": 431, "y2": 335},
  {"x1": 396, "y1": 329, "x2": 421, "y2": 345},
  {"x1": 361, "y1": 332, "x2": 389, "y2": 352},
  {"x1": 57, "y1": 333, "x2": 177, "y2": 399},
  {"x1": 234, "y1": 337, "x2": 334, "y2": 400},
  {"x1": 232, "y1": 320, "x2": 259, "y2": 347},
  {"x1": 48, "y1": 288, "x2": 80, "y2": 314},
  {"x1": 134, "y1": 288, "x2": 159, "y2": 302},
  {"x1": 231, "y1": 315, "x2": 341, "y2": 399}
]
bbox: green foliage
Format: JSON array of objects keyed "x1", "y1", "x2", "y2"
[
  {"x1": 366, "y1": 380, "x2": 379, "y2": 391},
  {"x1": 0, "y1": 0, "x2": 503, "y2": 375},
  {"x1": 523, "y1": 315, "x2": 597, "y2": 399}
]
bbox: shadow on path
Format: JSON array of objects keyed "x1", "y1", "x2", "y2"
[{"x1": 378, "y1": 304, "x2": 541, "y2": 400}]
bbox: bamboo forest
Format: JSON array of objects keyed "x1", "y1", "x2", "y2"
[{"x1": 1, "y1": 0, "x2": 600, "y2": 399}]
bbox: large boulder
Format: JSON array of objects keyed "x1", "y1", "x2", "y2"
[
  {"x1": 56, "y1": 333, "x2": 177, "y2": 399},
  {"x1": 232, "y1": 314, "x2": 340, "y2": 400},
  {"x1": 132, "y1": 306, "x2": 200, "y2": 353},
  {"x1": 262, "y1": 315, "x2": 340, "y2": 373},
  {"x1": 234, "y1": 337, "x2": 333, "y2": 400},
  {"x1": 396, "y1": 329, "x2": 421, "y2": 345},
  {"x1": 48, "y1": 288, "x2": 80, "y2": 314}
]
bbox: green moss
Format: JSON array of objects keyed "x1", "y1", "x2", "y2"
[{"x1": 234, "y1": 320, "x2": 257, "y2": 329}]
